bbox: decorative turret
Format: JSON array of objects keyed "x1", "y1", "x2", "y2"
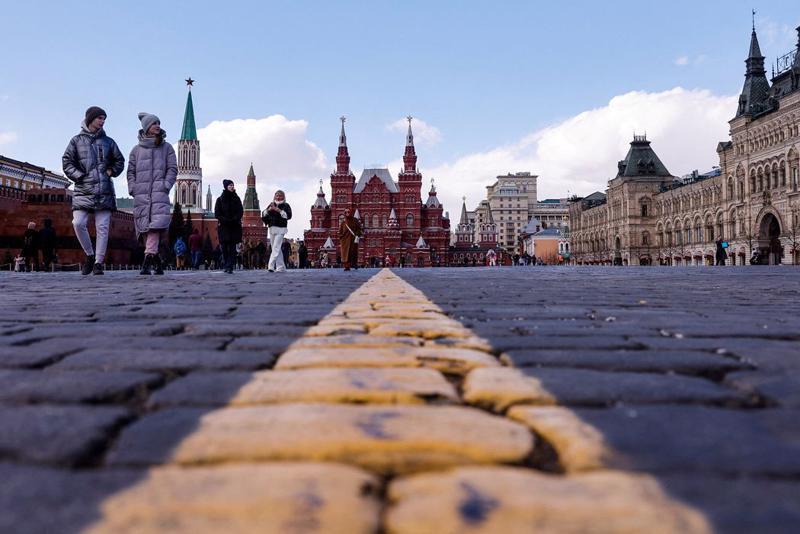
[
  {"x1": 176, "y1": 78, "x2": 203, "y2": 209},
  {"x1": 402, "y1": 116, "x2": 418, "y2": 173},
  {"x1": 615, "y1": 135, "x2": 673, "y2": 180},
  {"x1": 336, "y1": 116, "x2": 351, "y2": 175},
  {"x1": 313, "y1": 179, "x2": 329, "y2": 209},
  {"x1": 424, "y1": 178, "x2": 441, "y2": 208},
  {"x1": 479, "y1": 202, "x2": 498, "y2": 247},
  {"x1": 415, "y1": 235, "x2": 428, "y2": 249},
  {"x1": 205, "y1": 185, "x2": 212, "y2": 212},
  {"x1": 242, "y1": 163, "x2": 260, "y2": 213},
  {"x1": 455, "y1": 197, "x2": 474, "y2": 245},
  {"x1": 736, "y1": 20, "x2": 771, "y2": 117}
]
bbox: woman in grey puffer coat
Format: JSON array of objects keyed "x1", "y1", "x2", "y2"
[{"x1": 127, "y1": 112, "x2": 178, "y2": 275}]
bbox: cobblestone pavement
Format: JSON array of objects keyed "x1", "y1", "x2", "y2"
[{"x1": 1, "y1": 267, "x2": 799, "y2": 533}]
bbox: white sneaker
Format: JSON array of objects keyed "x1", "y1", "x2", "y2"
[{"x1": 276, "y1": 267, "x2": 286, "y2": 272}]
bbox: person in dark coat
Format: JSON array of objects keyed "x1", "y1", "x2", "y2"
[
  {"x1": 39, "y1": 219, "x2": 57, "y2": 271},
  {"x1": 298, "y1": 241, "x2": 308, "y2": 269},
  {"x1": 281, "y1": 238, "x2": 292, "y2": 268},
  {"x1": 338, "y1": 207, "x2": 362, "y2": 271},
  {"x1": 21, "y1": 222, "x2": 39, "y2": 272},
  {"x1": 214, "y1": 180, "x2": 243, "y2": 274},
  {"x1": 62, "y1": 106, "x2": 125, "y2": 275},
  {"x1": 127, "y1": 112, "x2": 177, "y2": 275},
  {"x1": 715, "y1": 239, "x2": 728, "y2": 266}
]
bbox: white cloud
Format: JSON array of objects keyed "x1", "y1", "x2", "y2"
[
  {"x1": 760, "y1": 17, "x2": 798, "y2": 51},
  {"x1": 387, "y1": 117, "x2": 442, "y2": 145},
  {"x1": 0, "y1": 131, "x2": 17, "y2": 145},
  {"x1": 197, "y1": 115, "x2": 328, "y2": 238},
  {"x1": 420, "y1": 88, "x2": 738, "y2": 215},
  {"x1": 674, "y1": 54, "x2": 707, "y2": 67}
]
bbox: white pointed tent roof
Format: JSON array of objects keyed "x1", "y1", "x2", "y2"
[
  {"x1": 415, "y1": 235, "x2": 428, "y2": 248},
  {"x1": 313, "y1": 182, "x2": 329, "y2": 209},
  {"x1": 353, "y1": 208, "x2": 361, "y2": 219},
  {"x1": 322, "y1": 236, "x2": 335, "y2": 249}
]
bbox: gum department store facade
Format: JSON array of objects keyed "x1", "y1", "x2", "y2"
[{"x1": 570, "y1": 25, "x2": 800, "y2": 266}]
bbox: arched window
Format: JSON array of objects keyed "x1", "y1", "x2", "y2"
[
  {"x1": 191, "y1": 184, "x2": 197, "y2": 206},
  {"x1": 382, "y1": 215, "x2": 388, "y2": 227},
  {"x1": 406, "y1": 213, "x2": 414, "y2": 226},
  {"x1": 372, "y1": 214, "x2": 379, "y2": 228},
  {"x1": 362, "y1": 214, "x2": 368, "y2": 228},
  {"x1": 641, "y1": 231, "x2": 650, "y2": 246},
  {"x1": 181, "y1": 185, "x2": 187, "y2": 205}
]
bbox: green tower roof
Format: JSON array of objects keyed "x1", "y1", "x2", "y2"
[{"x1": 180, "y1": 90, "x2": 198, "y2": 141}]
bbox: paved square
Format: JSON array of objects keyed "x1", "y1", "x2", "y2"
[{"x1": 1, "y1": 267, "x2": 799, "y2": 533}]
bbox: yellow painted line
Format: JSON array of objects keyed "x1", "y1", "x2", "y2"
[{"x1": 85, "y1": 269, "x2": 712, "y2": 533}]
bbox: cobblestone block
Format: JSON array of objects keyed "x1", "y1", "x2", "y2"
[
  {"x1": 501, "y1": 348, "x2": 748, "y2": 374},
  {"x1": 291, "y1": 334, "x2": 424, "y2": 349},
  {"x1": 370, "y1": 320, "x2": 474, "y2": 339},
  {"x1": 224, "y1": 336, "x2": 304, "y2": 352},
  {"x1": 303, "y1": 322, "x2": 369, "y2": 336},
  {"x1": 149, "y1": 368, "x2": 458, "y2": 407},
  {"x1": 487, "y1": 335, "x2": 642, "y2": 352},
  {"x1": 0, "y1": 370, "x2": 161, "y2": 404},
  {"x1": 52, "y1": 349, "x2": 274, "y2": 372},
  {"x1": 0, "y1": 462, "x2": 380, "y2": 534},
  {"x1": 275, "y1": 346, "x2": 499, "y2": 374},
  {"x1": 508, "y1": 405, "x2": 800, "y2": 475},
  {"x1": 386, "y1": 467, "x2": 712, "y2": 534},
  {"x1": 109, "y1": 404, "x2": 533, "y2": 474},
  {"x1": 86, "y1": 463, "x2": 380, "y2": 534},
  {"x1": 425, "y1": 336, "x2": 495, "y2": 352},
  {"x1": 464, "y1": 367, "x2": 741, "y2": 411},
  {"x1": 0, "y1": 405, "x2": 129, "y2": 465},
  {"x1": 180, "y1": 322, "x2": 311, "y2": 337},
  {"x1": 725, "y1": 370, "x2": 800, "y2": 407}
]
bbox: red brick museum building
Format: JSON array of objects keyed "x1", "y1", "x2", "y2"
[{"x1": 304, "y1": 118, "x2": 451, "y2": 267}]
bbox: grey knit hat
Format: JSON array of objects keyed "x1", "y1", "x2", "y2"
[{"x1": 138, "y1": 112, "x2": 160, "y2": 135}]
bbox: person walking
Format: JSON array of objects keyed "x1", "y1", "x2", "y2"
[
  {"x1": 21, "y1": 222, "x2": 39, "y2": 272},
  {"x1": 214, "y1": 180, "x2": 243, "y2": 274},
  {"x1": 281, "y1": 238, "x2": 292, "y2": 268},
  {"x1": 338, "y1": 207, "x2": 362, "y2": 271},
  {"x1": 261, "y1": 190, "x2": 292, "y2": 272},
  {"x1": 39, "y1": 219, "x2": 57, "y2": 271},
  {"x1": 62, "y1": 106, "x2": 125, "y2": 275},
  {"x1": 173, "y1": 236, "x2": 187, "y2": 269},
  {"x1": 127, "y1": 112, "x2": 177, "y2": 276},
  {"x1": 188, "y1": 228, "x2": 203, "y2": 269},
  {"x1": 298, "y1": 241, "x2": 308, "y2": 269},
  {"x1": 715, "y1": 239, "x2": 728, "y2": 266}
]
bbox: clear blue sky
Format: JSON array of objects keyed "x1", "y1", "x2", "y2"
[{"x1": 1, "y1": 0, "x2": 798, "y2": 176}]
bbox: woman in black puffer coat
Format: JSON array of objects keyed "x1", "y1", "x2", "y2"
[{"x1": 214, "y1": 180, "x2": 243, "y2": 274}]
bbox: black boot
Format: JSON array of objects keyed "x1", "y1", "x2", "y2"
[
  {"x1": 81, "y1": 255, "x2": 95, "y2": 276},
  {"x1": 139, "y1": 255, "x2": 152, "y2": 275},
  {"x1": 92, "y1": 262, "x2": 104, "y2": 275},
  {"x1": 153, "y1": 255, "x2": 165, "y2": 275}
]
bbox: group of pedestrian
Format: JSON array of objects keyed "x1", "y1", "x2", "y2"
[
  {"x1": 15, "y1": 219, "x2": 57, "y2": 272},
  {"x1": 58, "y1": 105, "x2": 296, "y2": 276}
]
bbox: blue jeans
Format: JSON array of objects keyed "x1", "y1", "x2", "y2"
[{"x1": 191, "y1": 250, "x2": 202, "y2": 269}]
